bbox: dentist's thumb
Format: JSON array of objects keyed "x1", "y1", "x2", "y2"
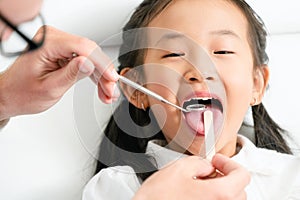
[
  {"x1": 51, "y1": 56, "x2": 95, "y2": 93},
  {"x1": 62, "y1": 56, "x2": 94, "y2": 83}
]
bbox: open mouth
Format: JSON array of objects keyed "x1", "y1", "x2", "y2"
[
  {"x1": 182, "y1": 97, "x2": 223, "y2": 112},
  {"x1": 182, "y1": 96, "x2": 223, "y2": 136}
]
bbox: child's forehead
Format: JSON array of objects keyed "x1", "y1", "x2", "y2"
[
  {"x1": 148, "y1": 0, "x2": 248, "y2": 28},
  {"x1": 146, "y1": 0, "x2": 249, "y2": 44}
]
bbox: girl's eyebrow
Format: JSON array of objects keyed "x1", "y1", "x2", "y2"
[
  {"x1": 155, "y1": 33, "x2": 185, "y2": 45},
  {"x1": 154, "y1": 30, "x2": 240, "y2": 47},
  {"x1": 210, "y1": 29, "x2": 241, "y2": 40}
]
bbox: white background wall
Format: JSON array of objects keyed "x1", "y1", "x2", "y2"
[{"x1": 0, "y1": 0, "x2": 300, "y2": 200}]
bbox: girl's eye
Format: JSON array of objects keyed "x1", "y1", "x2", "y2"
[
  {"x1": 162, "y1": 52, "x2": 185, "y2": 58},
  {"x1": 214, "y1": 50, "x2": 234, "y2": 55}
]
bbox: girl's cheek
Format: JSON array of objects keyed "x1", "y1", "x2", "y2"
[{"x1": 144, "y1": 66, "x2": 182, "y2": 96}]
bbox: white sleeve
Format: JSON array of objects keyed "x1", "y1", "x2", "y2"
[{"x1": 82, "y1": 166, "x2": 141, "y2": 200}]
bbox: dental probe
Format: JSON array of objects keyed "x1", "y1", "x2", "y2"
[{"x1": 118, "y1": 75, "x2": 190, "y2": 112}]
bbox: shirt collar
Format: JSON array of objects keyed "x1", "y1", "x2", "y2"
[
  {"x1": 146, "y1": 134, "x2": 277, "y2": 176},
  {"x1": 146, "y1": 140, "x2": 186, "y2": 169},
  {"x1": 232, "y1": 135, "x2": 275, "y2": 176}
]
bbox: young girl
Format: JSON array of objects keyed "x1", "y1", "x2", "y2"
[{"x1": 83, "y1": 0, "x2": 300, "y2": 199}]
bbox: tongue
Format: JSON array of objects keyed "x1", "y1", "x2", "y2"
[{"x1": 185, "y1": 110, "x2": 205, "y2": 135}]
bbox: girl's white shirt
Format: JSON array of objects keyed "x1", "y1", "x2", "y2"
[{"x1": 82, "y1": 135, "x2": 300, "y2": 200}]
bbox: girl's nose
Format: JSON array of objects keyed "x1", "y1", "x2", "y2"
[{"x1": 183, "y1": 69, "x2": 214, "y2": 83}]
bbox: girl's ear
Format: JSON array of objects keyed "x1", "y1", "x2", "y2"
[
  {"x1": 119, "y1": 67, "x2": 149, "y2": 110},
  {"x1": 251, "y1": 65, "x2": 270, "y2": 106}
]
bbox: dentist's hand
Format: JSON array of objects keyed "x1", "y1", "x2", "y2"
[
  {"x1": 0, "y1": 26, "x2": 119, "y2": 121},
  {"x1": 133, "y1": 154, "x2": 250, "y2": 200}
]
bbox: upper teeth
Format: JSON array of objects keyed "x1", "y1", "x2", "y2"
[
  {"x1": 183, "y1": 97, "x2": 223, "y2": 113},
  {"x1": 189, "y1": 97, "x2": 212, "y2": 101},
  {"x1": 183, "y1": 97, "x2": 212, "y2": 111}
]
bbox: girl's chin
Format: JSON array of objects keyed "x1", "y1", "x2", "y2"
[
  {"x1": 184, "y1": 142, "x2": 206, "y2": 156},
  {"x1": 166, "y1": 137, "x2": 205, "y2": 155}
]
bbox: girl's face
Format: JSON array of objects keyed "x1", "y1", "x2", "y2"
[{"x1": 123, "y1": 0, "x2": 268, "y2": 156}]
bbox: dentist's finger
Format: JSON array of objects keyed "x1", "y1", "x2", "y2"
[
  {"x1": 97, "y1": 81, "x2": 119, "y2": 104},
  {"x1": 212, "y1": 154, "x2": 250, "y2": 192},
  {"x1": 98, "y1": 75, "x2": 120, "y2": 99},
  {"x1": 163, "y1": 156, "x2": 215, "y2": 178},
  {"x1": 49, "y1": 28, "x2": 119, "y2": 83},
  {"x1": 97, "y1": 81, "x2": 113, "y2": 104},
  {"x1": 49, "y1": 56, "x2": 94, "y2": 94},
  {"x1": 87, "y1": 46, "x2": 119, "y2": 83},
  {"x1": 213, "y1": 154, "x2": 249, "y2": 177}
]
